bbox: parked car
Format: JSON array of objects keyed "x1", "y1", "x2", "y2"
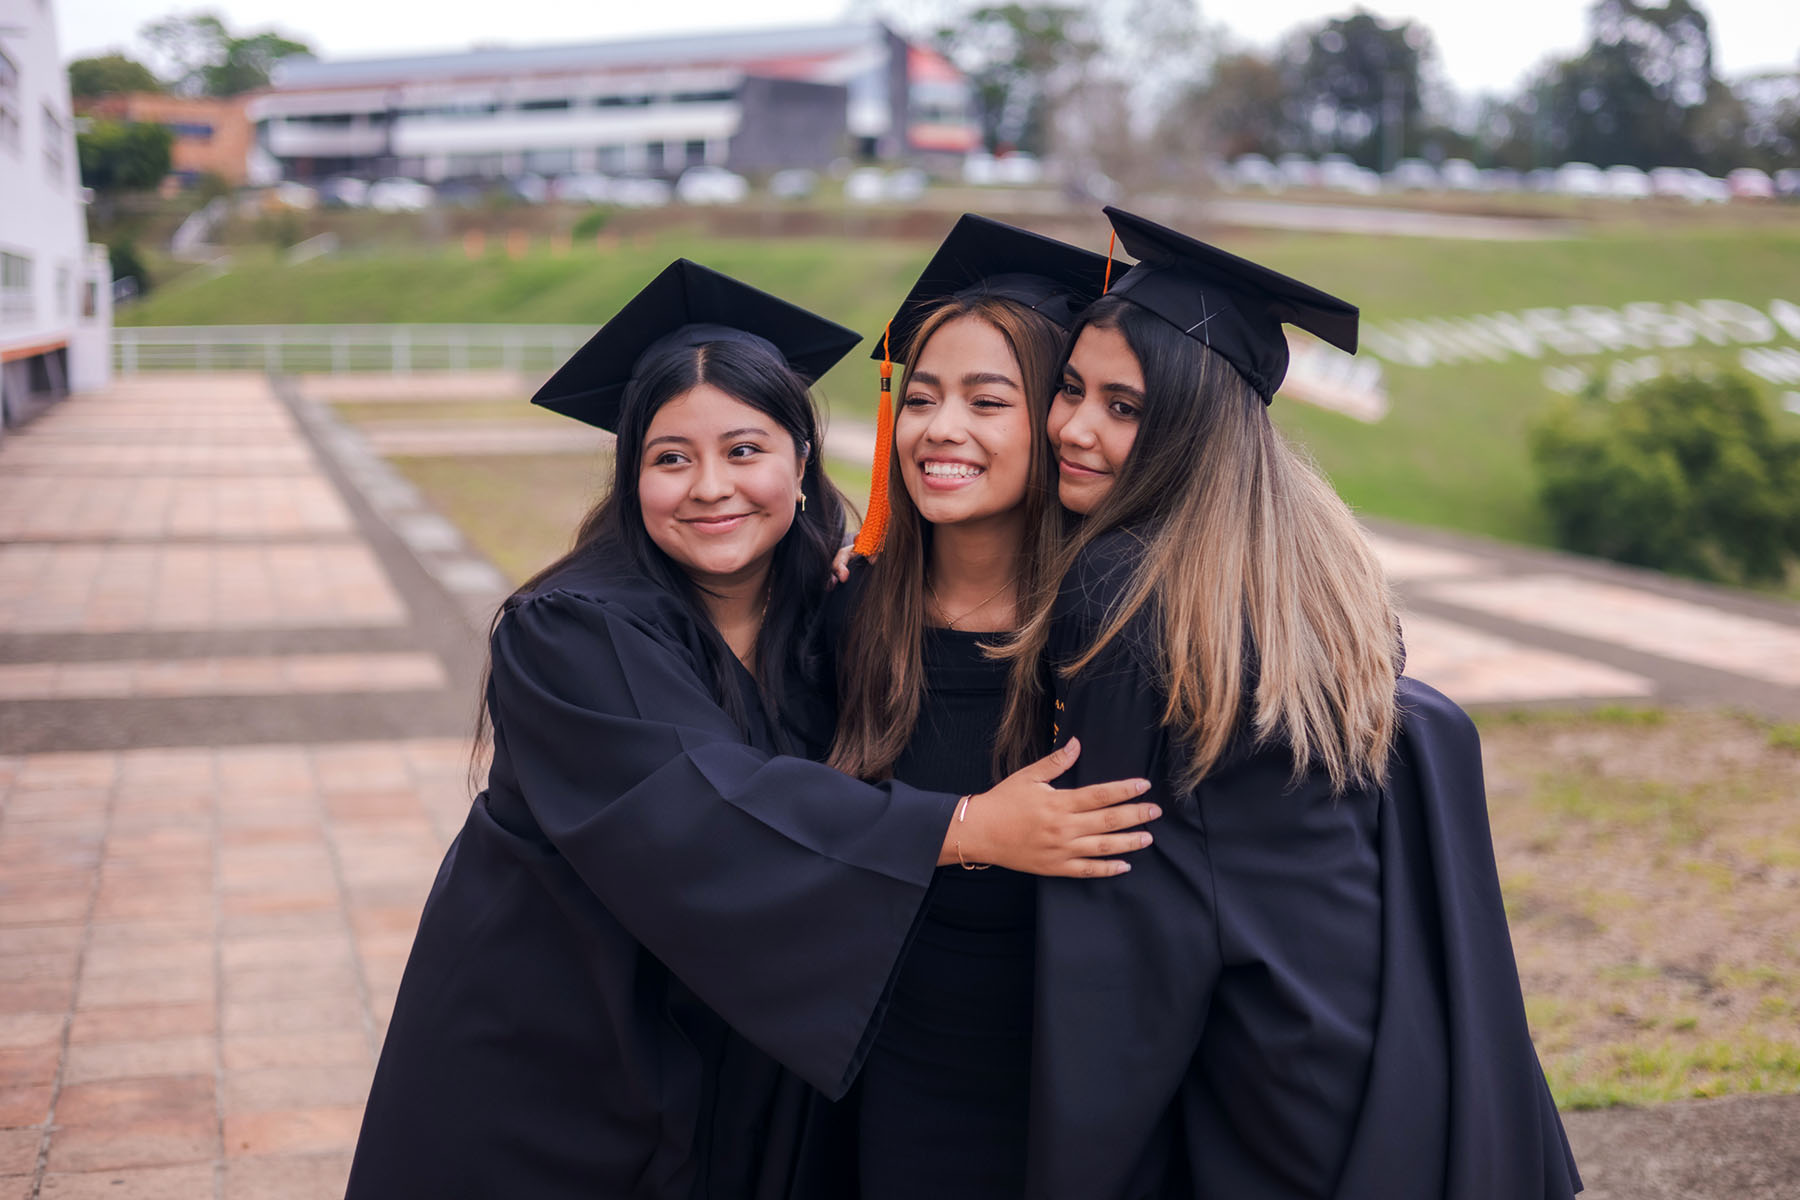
[
  {"x1": 271, "y1": 181, "x2": 318, "y2": 210},
  {"x1": 1727, "y1": 167, "x2": 1775, "y2": 199},
  {"x1": 1231, "y1": 153, "x2": 1281, "y2": 191},
  {"x1": 676, "y1": 166, "x2": 749, "y2": 205},
  {"x1": 1387, "y1": 158, "x2": 1439, "y2": 191},
  {"x1": 1687, "y1": 172, "x2": 1730, "y2": 203},
  {"x1": 962, "y1": 152, "x2": 1001, "y2": 186},
  {"x1": 318, "y1": 176, "x2": 369, "y2": 208},
  {"x1": 767, "y1": 168, "x2": 818, "y2": 200},
  {"x1": 1440, "y1": 158, "x2": 1482, "y2": 191},
  {"x1": 1603, "y1": 165, "x2": 1652, "y2": 199},
  {"x1": 433, "y1": 179, "x2": 489, "y2": 208},
  {"x1": 607, "y1": 177, "x2": 672, "y2": 208},
  {"x1": 368, "y1": 177, "x2": 434, "y2": 212},
  {"x1": 1775, "y1": 168, "x2": 1800, "y2": 199},
  {"x1": 845, "y1": 167, "x2": 887, "y2": 204},
  {"x1": 551, "y1": 173, "x2": 614, "y2": 204},
  {"x1": 1317, "y1": 154, "x2": 1380, "y2": 195},
  {"x1": 882, "y1": 167, "x2": 928, "y2": 202},
  {"x1": 990, "y1": 152, "x2": 1043, "y2": 185},
  {"x1": 1480, "y1": 167, "x2": 1523, "y2": 193},
  {"x1": 502, "y1": 174, "x2": 550, "y2": 204},
  {"x1": 1276, "y1": 153, "x2": 1319, "y2": 188},
  {"x1": 1552, "y1": 161, "x2": 1607, "y2": 196}
]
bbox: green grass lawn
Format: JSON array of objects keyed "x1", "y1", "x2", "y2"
[{"x1": 135, "y1": 223, "x2": 1800, "y2": 547}]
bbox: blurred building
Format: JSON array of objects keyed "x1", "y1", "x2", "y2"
[
  {"x1": 250, "y1": 20, "x2": 981, "y2": 182},
  {"x1": 0, "y1": 0, "x2": 113, "y2": 429},
  {"x1": 75, "y1": 93, "x2": 254, "y2": 186}
]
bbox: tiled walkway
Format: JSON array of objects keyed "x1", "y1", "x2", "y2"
[
  {"x1": 0, "y1": 377, "x2": 480, "y2": 1198},
  {"x1": 4, "y1": 373, "x2": 1800, "y2": 1198}
]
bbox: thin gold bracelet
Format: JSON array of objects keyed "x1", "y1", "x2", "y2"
[{"x1": 955, "y1": 794, "x2": 990, "y2": 870}]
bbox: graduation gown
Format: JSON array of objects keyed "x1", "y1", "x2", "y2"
[
  {"x1": 1026, "y1": 529, "x2": 1580, "y2": 1199},
  {"x1": 345, "y1": 553, "x2": 957, "y2": 1200}
]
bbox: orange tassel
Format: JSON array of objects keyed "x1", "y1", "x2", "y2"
[
  {"x1": 1103, "y1": 230, "x2": 1117, "y2": 293},
  {"x1": 851, "y1": 322, "x2": 895, "y2": 556}
]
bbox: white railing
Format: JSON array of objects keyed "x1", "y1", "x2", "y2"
[{"x1": 113, "y1": 324, "x2": 593, "y2": 374}]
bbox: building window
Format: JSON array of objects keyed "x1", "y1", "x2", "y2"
[
  {"x1": 519, "y1": 98, "x2": 571, "y2": 112},
  {"x1": 446, "y1": 152, "x2": 505, "y2": 178},
  {"x1": 671, "y1": 90, "x2": 735, "y2": 105},
  {"x1": 57, "y1": 264, "x2": 71, "y2": 316},
  {"x1": 596, "y1": 144, "x2": 635, "y2": 172},
  {"x1": 42, "y1": 106, "x2": 65, "y2": 183},
  {"x1": 523, "y1": 148, "x2": 575, "y2": 175},
  {"x1": 595, "y1": 93, "x2": 653, "y2": 108},
  {"x1": 1, "y1": 252, "x2": 33, "y2": 324},
  {"x1": 684, "y1": 139, "x2": 707, "y2": 167},
  {"x1": 645, "y1": 141, "x2": 667, "y2": 171},
  {"x1": 168, "y1": 121, "x2": 214, "y2": 141}
]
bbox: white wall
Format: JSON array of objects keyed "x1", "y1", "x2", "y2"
[{"x1": 0, "y1": 0, "x2": 110, "y2": 397}]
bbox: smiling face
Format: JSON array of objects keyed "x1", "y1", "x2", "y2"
[
  {"x1": 637, "y1": 382, "x2": 805, "y2": 592},
  {"x1": 1048, "y1": 323, "x2": 1146, "y2": 514},
  {"x1": 893, "y1": 315, "x2": 1035, "y2": 530}
]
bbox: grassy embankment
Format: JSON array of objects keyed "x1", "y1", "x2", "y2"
[{"x1": 126, "y1": 223, "x2": 1800, "y2": 555}]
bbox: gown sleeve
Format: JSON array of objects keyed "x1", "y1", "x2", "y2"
[{"x1": 485, "y1": 586, "x2": 959, "y2": 1099}]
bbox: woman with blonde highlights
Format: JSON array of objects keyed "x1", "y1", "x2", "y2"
[{"x1": 1010, "y1": 210, "x2": 1581, "y2": 1200}]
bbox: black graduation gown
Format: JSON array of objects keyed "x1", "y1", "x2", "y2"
[
  {"x1": 1026, "y1": 529, "x2": 1581, "y2": 1199},
  {"x1": 345, "y1": 554, "x2": 957, "y2": 1200}
]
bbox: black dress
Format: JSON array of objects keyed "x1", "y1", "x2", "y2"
[
  {"x1": 854, "y1": 625, "x2": 1036, "y2": 1199},
  {"x1": 344, "y1": 551, "x2": 959, "y2": 1200},
  {"x1": 1023, "y1": 528, "x2": 1581, "y2": 1199}
]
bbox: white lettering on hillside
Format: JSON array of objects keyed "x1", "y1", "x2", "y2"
[{"x1": 1363, "y1": 298, "x2": 1796, "y2": 369}]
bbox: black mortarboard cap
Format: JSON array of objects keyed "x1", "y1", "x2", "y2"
[
  {"x1": 531, "y1": 258, "x2": 863, "y2": 431},
  {"x1": 1101, "y1": 206, "x2": 1359, "y2": 402},
  {"x1": 873, "y1": 214, "x2": 1129, "y2": 362}
]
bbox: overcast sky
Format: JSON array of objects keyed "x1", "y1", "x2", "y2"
[{"x1": 55, "y1": 0, "x2": 1800, "y2": 97}]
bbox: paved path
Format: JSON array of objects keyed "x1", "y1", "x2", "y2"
[{"x1": 2, "y1": 372, "x2": 1798, "y2": 1198}]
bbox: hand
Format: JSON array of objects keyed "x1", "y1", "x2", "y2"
[
  {"x1": 828, "y1": 544, "x2": 856, "y2": 587},
  {"x1": 940, "y1": 738, "x2": 1159, "y2": 878}
]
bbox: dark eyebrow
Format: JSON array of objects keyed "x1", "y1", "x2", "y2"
[
  {"x1": 909, "y1": 369, "x2": 1018, "y2": 391},
  {"x1": 961, "y1": 371, "x2": 1019, "y2": 390},
  {"x1": 644, "y1": 434, "x2": 691, "y2": 450},
  {"x1": 720, "y1": 426, "x2": 772, "y2": 440},
  {"x1": 1102, "y1": 382, "x2": 1147, "y2": 404}
]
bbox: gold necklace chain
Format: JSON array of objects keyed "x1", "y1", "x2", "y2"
[{"x1": 926, "y1": 575, "x2": 1016, "y2": 630}]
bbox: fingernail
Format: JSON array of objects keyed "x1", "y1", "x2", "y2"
[
  {"x1": 1147, "y1": 805, "x2": 1163, "y2": 820},
  {"x1": 1114, "y1": 862, "x2": 1131, "y2": 874},
  {"x1": 1134, "y1": 780, "x2": 1151, "y2": 794},
  {"x1": 1138, "y1": 832, "x2": 1153, "y2": 848}
]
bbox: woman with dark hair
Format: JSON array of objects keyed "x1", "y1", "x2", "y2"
[
  {"x1": 1002, "y1": 210, "x2": 1582, "y2": 1199},
  {"x1": 825, "y1": 216, "x2": 1130, "y2": 1198},
  {"x1": 344, "y1": 260, "x2": 1156, "y2": 1200}
]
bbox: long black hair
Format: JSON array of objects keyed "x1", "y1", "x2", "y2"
[{"x1": 473, "y1": 336, "x2": 847, "y2": 780}]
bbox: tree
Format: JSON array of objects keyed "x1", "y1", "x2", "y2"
[
  {"x1": 934, "y1": 4, "x2": 1103, "y2": 154},
  {"x1": 140, "y1": 11, "x2": 311, "y2": 97},
  {"x1": 76, "y1": 120, "x2": 173, "y2": 191},
  {"x1": 1531, "y1": 372, "x2": 1800, "y2": 586},
  {"x1": 1156, "y1": 50, "x2": 1288, "y2": 163},
  {"x1": 1516, "y1": 0, "x2": 1737, "y2": 170},
  {"x1": 1277, "y1": 12, "x2": 1438, "y2": 169},
  {"x1": 68, "y1": 54, "x2": 163, "y2": 98}
]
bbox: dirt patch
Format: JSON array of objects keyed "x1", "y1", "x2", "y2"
[{"x1": 1479, "y1": 707, "x2": 1800, "y2": 1108}]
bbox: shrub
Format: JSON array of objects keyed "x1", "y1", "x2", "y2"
[
  {"x1": 107, "y1": 239, "x2": 151, "y2": 296},
  {"x1": 570, "y1": 208, "x2": 611, "y2": 240},
  {"x1": 1530, "y1": 371, "x2": 1800, "y2": 586}
]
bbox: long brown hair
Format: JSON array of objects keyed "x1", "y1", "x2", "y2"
[
  {"x1": 1000, "y1": 293, "x2": 1401, "y2": 794},
  {"x1": 827, "y1": 294, "x2": 1067, "y2": 781}
]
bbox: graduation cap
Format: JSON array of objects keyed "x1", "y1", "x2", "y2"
[
  {"x1": 531, "y1": 258, "x2": 863, "y2": 432},
  {"x1": 850, "y1": 215, "x2": 1126, "y2": 555},
  {"x1": 1101, "y1": 205, "x2": 1359, "y2": 403},
  {"x1": 872, "y1": 214, "x2": 1131, "y2": 363}
]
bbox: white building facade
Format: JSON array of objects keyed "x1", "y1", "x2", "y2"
[
  {"x1": 251, "y1": 22, "x2": 979, "y2": 183},
  {"x1": 0, "y1": 0, "x2": 111, "y2": 425}
]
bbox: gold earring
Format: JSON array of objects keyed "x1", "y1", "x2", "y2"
[{"x1": 798, "y1": 491, "x2": 808, "y2": 512}]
